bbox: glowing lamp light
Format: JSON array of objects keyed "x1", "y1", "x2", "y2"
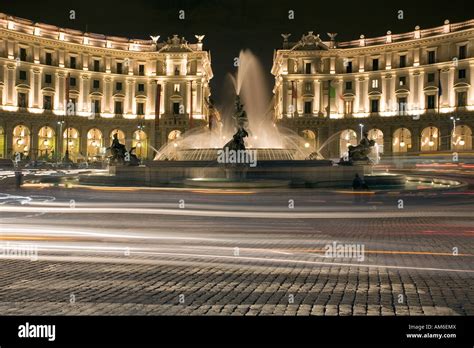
[
  {"x1": 459, "y1": 139, "x2": 465, "y2": 146},
  {"x1": 91, "y1": 140, "x2": 97, "y2": 147},
  {"x1": 43, "y1": 139, "x2": 49, "y2": 146},
  {"x1": 400, "y1": 141, "x2": 406, "y2": 148},
  {"x1": 304, "y1": 142, "x2": 310, "y2": 148},
  {"x1": 173, "y1": 143, "x2": 178, "y2": 147},
  {"x1": 428, "y1": 140, "x2": 434, "y2": 147},
  {"x1": 17, "y1": 139, "x2": 24, "y2": 145},
  {"x1": 136, "y1": 142, "x2": 142, "y2": 148}
]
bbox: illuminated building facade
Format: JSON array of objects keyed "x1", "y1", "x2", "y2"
[
  {"x1": 0, "y1": 12, "x2": 213, "y2": 161},
  {"x1": 272, "y1": 20, "x2": 474, "y2": 157}
]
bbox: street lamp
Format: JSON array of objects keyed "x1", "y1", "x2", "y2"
[
  {"x1": 359, "y1": 123, "x2": 364, "y2": 140},
  {"x1": 450, "y1": 116, "x2": 460, "y2": 143},
  {"x1": 57, "y1": 121, "x2": 65, "y2": 164}
]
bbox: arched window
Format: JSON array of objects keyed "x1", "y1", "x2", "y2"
[
  {"x1": 393, "y1": 128, "x2": 411, "y2": 153},
  {"x1": 339, "y1": 129, "x2": 357, "y2": 157},
  {"x1": 38, "y1": 126, "x2": 56, "y2": 160},
  {"x1": 63, "y1": 128, "x2": 80, "y2": 162},
  {"x1": 452, "y1": 125, "x2": 472, "y2": 151},
  {"x1": 421, "y1": 126, "x2": 439, "y2": 152},
  {"x1": 133, "y1": 130, "x2": 148, "y2": 159},
  {"x1": 12, "y1": 125, "x2": 31, "y2": 158},
  {"x1": 87, "y1": 128, "x2": 103, "y2": 160}
]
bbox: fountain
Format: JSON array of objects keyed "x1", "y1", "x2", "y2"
[{"x1": 108, "y1": 50, "x2": 389, "y2": 188}]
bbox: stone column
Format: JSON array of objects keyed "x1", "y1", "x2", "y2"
[
  {"x1": 125, "y1": 78, "x2": 135, "y2": 115},
  {"x1": 448, "y1": 67, "x2": 455, "y2": 108},
  {"x1": 104, "y1": 77, "x2": 112, "y2": 113},
  {"x1": 441, "y1": 68, "x2": 450, "y2": 107},
  {"x1": 80, "y1": 74, "x2": 90, "y2": 113},
  {"x1": 6, "y1": 63, "x2": 16, "y2": 105},
  {"x1": 30, "y1": 67, "x2": 41, "y2": 108},
  {"x1": 417, "y1": 71, "x2": 425, "y2": 111},
  {"x1": 355, "y1": 77, "x2": 361, "y2": 113},
  {"x1": 313, "y1": 80, "x2": 320, "y2": 114},
  {"x1": 56, "y1": 71, "x2": 66, "y2": 112}
]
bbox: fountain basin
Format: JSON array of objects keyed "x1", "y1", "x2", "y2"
[{"x1": 107, "y1": 160, "x2": 371, "y2": 188}]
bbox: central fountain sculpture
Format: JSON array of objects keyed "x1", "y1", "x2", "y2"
[
  {"x1": 105, "y1": 50, "x2": 387, "y2": 188},
  {"x1": 223, "y1": 96, "x2": 249, "y2": 152}
]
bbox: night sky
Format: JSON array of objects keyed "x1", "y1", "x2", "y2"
[{"x1": 1, "y1": 0, "x2": 473, "y2": 107}]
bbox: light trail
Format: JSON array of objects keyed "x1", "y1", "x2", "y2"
[{"x1": 1, "y1": 205, "x2": 474, "y2": 219}]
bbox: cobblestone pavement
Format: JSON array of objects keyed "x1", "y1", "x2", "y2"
[{"x1": 0, "y1": 187, "x2": 473, "y2": 315}]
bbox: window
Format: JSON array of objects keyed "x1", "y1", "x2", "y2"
[
  {"x1": 45, "y1": 74, "x2": 52, "y2": 84},
  {"x1": 116, "y1": 62, "x2": 123, "y2": 74},
  {"x1": 19, "y1": 47, "x2": 27, "y2": 61},
  {"x1": 304, "y1": 101, "x2": 312, "y2": 114},
  {"x1": 18, "y1": 92, "x2": 28, "y2": 108},
  {"x1": 137, "y1": 103, "x2": 145, "y2": 115},
  {"x1": 305, "y1": 82, "x2": 312, "y2": 92},
  {"x1": 370, "y1": 99, "x2": 379, "y2": 113},
  {"x1": 458, "y1": 69, "x2": 466, "y2": 79},
  {"x1": 346, "y1": 61, "x2": 352, "y2": 73},
  {"x1": 19, "y1": 70, "x2": 27, "y2": 81},
  {"x1": 116, "y1": 82, "x2": 123, "y2": 91},
  {"x1": 45, "y1": 52, "x2": 52, "y2": 65},
  {"x1": 70, "y1": 56, "x2": 76, "y2": 69},
  {"x1": 427, "y1": 73, "x2": 435, "y2": 83},
  {"x1": 92, "y1": 100, "x2": 101, "y2": 114},
  {"x1": 428, "y1": 51, "x2": 436, "y2": 64},
  {"x1": 138, "y1": 64, "x2": 145, "y2": 76},
  {"x1": 345, "y1": 81, "x2": 352, "y2": 90},
  {"x1": 399, "y1": 76, "x2": 407, "y2": 86},
  {"x1": 344, "y1": 100, "x2": 353, "y2": 115},
  {"x1": 372, "y1": 58, "x2": 379, "y2": 71},
  {"x1": 399, "y1": 55, "x2": 406, "y2": 68},
  {"x1": 457, "y1": 91, "x2": 467, "y2": 107},
  {"x1": 371, "y1": 79, "x2": 379, "y2": 89},
  {"x1": 138, "y1": 83, "x2": 145, "y2": 92},
  {"x1": 427, "y1": 95, "x2": 436, "y2": 109},
  {"x1": 174, "y1": 84, "x2": 180, "y2": 92},
  {"x1": 69, "y1": 77, "x2": 76, "y2": 87},
  {"x1": 173, "y1": 102, "x2": 180, "y2": 114},
  {"x1": 459, "y1": 45, "x2": 467, "y2": 60},
  {"x1": 398, "y1": 97, "x2": 407, "y2": 114},
  {"x1": 115, "y1": 101, "x2": 123, "y2": 114},
  {"x1": 43, "y1": 95, "x2": 52, "y2": 110},
  {"x1": 93, "y1": 80, "x2": 100, "y2": 89},
  {"x1": 305, "y1": 63, "x2": 312, "y2": 74},
  {"x1": 174, "y1": 66, "x2": 180, "y2": 75},
  {"x1": 93, "y1": 60, "x2": 100, "y2": 72}
]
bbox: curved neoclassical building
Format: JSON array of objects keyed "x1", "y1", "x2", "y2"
[
  {"x1": 272, "y1": 19, "x2": 474, "y2": 158},
  {"x1": 0, "y1": 12, "x2": 213, "y2": 162}
]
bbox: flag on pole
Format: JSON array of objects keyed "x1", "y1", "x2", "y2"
[
  {"x1": 155, "y1": 83, "x2": 162, "y2": 127},
  {"x1": 437, "y1": 69, "x2": 442, "y2": 114}
]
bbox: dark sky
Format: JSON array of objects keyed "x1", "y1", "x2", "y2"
[{"x1": 1, "y1": 0, "x2": 473, "y2": 106}]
